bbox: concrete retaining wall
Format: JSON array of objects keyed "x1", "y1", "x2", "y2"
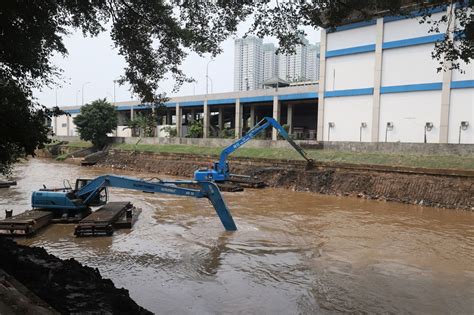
[{"x1": 321, "y1": 141, "x2": 474, "y2": 156}]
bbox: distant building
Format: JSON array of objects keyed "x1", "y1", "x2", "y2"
[
  {"x1": 234, "y1": 36, "x2": 320, "y2": 91},
  {"x1": 278, "y1": 37, "x2": 309, "y2": 82},
  {"x1": 233, "y1": 37, "x2": 263, "y2": 91},
  {"x1": 306, "y1": 43, "x2": 320, "y2": 81},
  {"x1": 262, "y1": 43, "x2": 278, "y2": 83}
]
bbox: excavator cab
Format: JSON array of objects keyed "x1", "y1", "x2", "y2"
[{"x1": 75, "y1": 179, "x2": 108, "y2": 207}]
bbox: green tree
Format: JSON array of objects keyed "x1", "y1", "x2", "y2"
[
  {"x1": 187, "y1": 120, "x2": 204, "y2": 138},
  {"x1": 73, "y1": 99, "x2": 118, "y2": 149},
  {"x1": 125, "y1": 112, "x2": 156, "y2": 137}
]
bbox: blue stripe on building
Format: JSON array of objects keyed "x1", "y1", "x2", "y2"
[
  {"x1": 380, "y1": 82, "x2": 442, "y2": 94},
  {"x1": 382, "y1": 34, "x2": 445, "y2": 49},
  {"x1": 279, "y1": 92, "x2": 318, "y2": 101},
  {"x1": 64, "y1": 109, "x2": 80, "y2": 114},
  {"x1": 326, "y1": 44, "x2": 376, "y2": 58},
  {"x1": 325, "y1": 88, "x2": 374, "y2": 98},
  {"x1": 383, "y1": 6, "x2": 447, "y2": 23},
  {"x1": 240, "y1": 95, "x2": 274, "y2": 103},
  {"x1": 451, "y1": 80, "x2": 474, "y2": 89},
  {"x1": 327, "y1": 19, "x2": 377, "y2": 33},
  {"x1": 207, "y1": 98, "x2": 236, "y2": 105}
]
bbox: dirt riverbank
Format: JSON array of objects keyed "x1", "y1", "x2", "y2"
[
  {"x1": 0, "y1": 238, "x2": 152, "y2": 314},
  {"x1": 96, "y1": 150, "x2": 474, "y2": 210}
]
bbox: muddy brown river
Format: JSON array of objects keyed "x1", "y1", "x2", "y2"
[{"x1": 1, "y1": 159, "x2": 473, "y2": 314}]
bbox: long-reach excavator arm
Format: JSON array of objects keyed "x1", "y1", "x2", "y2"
[
  {"x1": 32, "y1": 175, "x2": 237, "y2": 231},
  {"x1": 194, "y1": 117, "x2": 313, "y2": 181}
]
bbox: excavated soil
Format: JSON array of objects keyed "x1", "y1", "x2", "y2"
[
  {"x1": 97, "y1": 150, "x2": 474, "y2": 210},
  {"x1": 0, "y1": 238, "x2": 152, "y2": 314}
]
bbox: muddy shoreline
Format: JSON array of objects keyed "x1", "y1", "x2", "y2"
[
  {"x1": 95, "y1": 150, "x2": 474, "y2": 210},
  {"x1": 0, "y1": 238, "x2": 152, "y2": 314}
]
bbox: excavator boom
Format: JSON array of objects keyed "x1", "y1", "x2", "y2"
[{"x1": 194, "y1": 117, "x2": 313, "y2": 181}]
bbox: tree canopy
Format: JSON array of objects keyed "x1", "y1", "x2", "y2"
[
  {"x1": 0, "y1": 0, "x2": 472, "y2": 173},
  {"x1": 73, "y1": 99, "x2": 118, "y2": 148}
]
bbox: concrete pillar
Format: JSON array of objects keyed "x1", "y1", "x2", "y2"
[
  {"x1": 317, "y1": 29, "x2": 327, "y2": 141},
  {"x1": 166, "y1": 110, "x2": 172, "y2": 125},
  {"x1": 130, "y1": 105, "x2": 135, "y2": 120},
  {"x1": 287, "y1": 104, "x2": 293, "y2": 134},
  {"x1": 439, "y1": 5, "x2": 455, "y2": 143},
  {"x1": 218, "y1": 107, "x2": 224, "y2": 131},
  {"x1": 235, "y1": 99, "x2": 242, "y2": 138},
  {"x1": 250, "y1": 105, "x2": 255, "y2": 127},
  {"x1": 66, "y1": 115, "x2": 70, "y2": 136},
  {"x1": 203, "y1": 100, "x2": 209, "y2": 138},
  {"x1": 175, "y1": 103, "x2": 182, "y2": 138},
  {"x1": 151, "y1": 105, "x2": 157, "y2": 137},
  {"x1": 371, "y1": 18, "x2": 384, "y2": 142},
  {"x1": 272, "y1": 96, "x2": 280, "y2": 140},
  {"x1": 54, "y1": 116, "x2": 58, "y2": 135},
  {"x1": 190, "y1": 109, "x2": 196, "y2": 122}
]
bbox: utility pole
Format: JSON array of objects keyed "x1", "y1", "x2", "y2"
[
  {"x1": 206, "y1": 59, "x2": 214, "y2": 95},
  {"x1": 75, "y1": 90, "x2": 80, "y2": 106},
  {"x1": 81, "y1": 81, "x2": 91, "y2": 105}
]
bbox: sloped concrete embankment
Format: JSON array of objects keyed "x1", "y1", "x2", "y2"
[{"x1": 97, "y1": 150, "x2": 474, "y2": 210}]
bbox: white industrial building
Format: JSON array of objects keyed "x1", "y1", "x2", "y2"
[
  {"x1": 55, "y1": 5, "x2": 472, "y2": 145},
  {"x1": 317, "y1": 5, "x2": 473, "y2": 144}
]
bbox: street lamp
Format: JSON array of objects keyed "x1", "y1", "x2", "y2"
[
  {"x1": 207, "y1": 76, "x2": 213, "y2": 94},
  {"x1": 81, "y1": 81, "x2": 91, "y2": 105},
  {"x1": 75, "y1": 89, "x2": 81, "y2": 106},
  {"x1": 192, "y1": 81, "x2": 197, "y2": 95},
  {"x1": 113, "y1": 77, "x2": 120, "y2": 105},
  {"x1": 206, "y1": 58, "x2": 214, "y2": 95}
]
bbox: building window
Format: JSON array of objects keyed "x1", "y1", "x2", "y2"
[{"x1": 61, "y1": 123, "x2": 67, "y2": 127}]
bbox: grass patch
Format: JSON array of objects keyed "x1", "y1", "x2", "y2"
[
  {"x1": 55, "y1": 153, "x2": 69, "y2": 161},
  {"x1": 112, "y1": 143, "x2": 474, "y2": 171},
  {"x1": 62, "y1": 141, "x2": 92, "y2": 148},
  {"x1": 46, "y1": 140, "x2": 92, "y2": 148}
]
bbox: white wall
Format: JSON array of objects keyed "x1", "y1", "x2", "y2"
[
  {"x1": 324, "y1": 95, "x2": 373, "y2": 142},
  {"x1": 382, "y1": 44, "x2": 442, "y2": 86},
  {"x1": 116, "y1": 126, "x2": 132, "y2": 138},
  {"x1": 383, "y1": 12, "x2": 446, "y2": 42},
  {"x1": 448, "y1": 89, "x2": 474, "y2": 144},
  {"x1": 55, "y1": 115, "x2": 69, "y2": 136},
  {"x1": 69, "y1": 114, "x2": 78, "y2": 136},
  {"x1": 325, "y1": 52, "x2": 375, "y2": 90},
  {"x1": 379, "y1": 91, "x2": 442, "y2": 143},
  {"x1": 451, "y1": 57, "x2": 474, "y2": 81},
  {"x1": 327, "y1": 25, "x2": 376, "y2": 51}
]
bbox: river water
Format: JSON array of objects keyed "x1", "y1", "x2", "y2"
[{"x1": 1, "y1": 159, "x2": 473, "y2": 314}]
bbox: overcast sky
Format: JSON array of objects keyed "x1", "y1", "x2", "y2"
[{"x1": 33, "y1": 21, "x2": 321, "y2": 108}]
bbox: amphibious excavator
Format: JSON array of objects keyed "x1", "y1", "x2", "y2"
[
  {"x1": 194, "y1": 116, "x2": 314, "y2": 181},
  {"x1": 31, "y1": 175, "x2": 237, "y2": 231}
]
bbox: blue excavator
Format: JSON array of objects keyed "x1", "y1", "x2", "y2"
[
  {"x1": 194, "y1": 117, "x2": 313, "y2": 181},
  {"x1": 31, "y1": 117, "x2": 312, "y2": 232}
]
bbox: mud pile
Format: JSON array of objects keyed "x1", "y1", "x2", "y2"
[
  {"x1": 0, "y1": 238, "x2": 152, "y2": 314},
  {"x1": 97, "y1": 150, "x2": 474, "y2": 210}
]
